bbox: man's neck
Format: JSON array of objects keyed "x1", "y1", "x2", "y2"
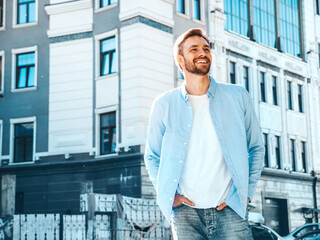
[{"x1": 184, "y1": 74, "x2": 210, "y2": 96}]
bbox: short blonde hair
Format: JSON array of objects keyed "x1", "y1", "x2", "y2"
[{"x1": 173, "y1": 28, "x2": 210, "y2": 71}]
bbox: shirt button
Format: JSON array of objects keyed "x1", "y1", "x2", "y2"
[
  {"x1": 184, "y1": 142, "x2": 187, "y2": 145},
  {"x1": 179, "y1": 160, "x2": 183, "y2": 164},
  {"x1": 188, "y1": 124, "x2": 191, "y2": 127},
  {"x1": 170, "y1": 197, "x2": 173, "y2": 201},
  {"x1": 174, "y1": 179, "x2": 178, "y2": 182},
  {"x1": 189, "y1": 106, "x2": 191, "y2": 109}
]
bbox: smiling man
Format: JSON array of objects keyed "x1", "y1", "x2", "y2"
[{"x1": 144, "y1": 28, "x2": 265, "y2": 240}]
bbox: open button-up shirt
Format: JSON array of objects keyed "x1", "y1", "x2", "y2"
[{"x1": 144, "y1": 77, "x2": 265, "y2": 222}]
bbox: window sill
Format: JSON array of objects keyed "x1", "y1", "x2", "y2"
[
  {"x1": 12, "y1": 22, "x2": 38, "y2": 29},
  {"x1": 95, "y1": 72, "x2": 118, "y2": 81},
  {"x1": 95, "y1": 3, "x2": 117, "y2": 13},
  {"x1": 95, "y1": 152, "x2": 118, "y2": 159},
  {"x1": 0, "y1": 26, "x2": 5, "y2": 31},
  {"x1": 176, "y1": 12, "x2": 190, "y2": 20},
  {"x1": 9, "y1": 160, "x2": 35, "y2": 166},
  {"x1": 11, "y1": 87, "x2": 37, "y2": 93},
  {"x1": 192, "y1": 18, "x2": 205, "y2": 25}
]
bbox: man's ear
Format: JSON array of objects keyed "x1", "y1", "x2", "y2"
[{"x1": 177, "y1": 54, "x2": 184, "y2": 64}]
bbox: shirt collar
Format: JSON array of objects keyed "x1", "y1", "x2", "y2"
[{"x1": 180, "y1": 76, "x2": 217, "y2": 102}]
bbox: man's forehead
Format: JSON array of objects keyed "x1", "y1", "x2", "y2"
[{"x1": 183, "y1": 36, "x2": 210, "y2": 48}]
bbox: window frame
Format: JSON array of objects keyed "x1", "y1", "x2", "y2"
[
  {"x1": 192, "y1": 0, "x2": 205, "y2": 23},
  {"x1": 272, "y1": 75, "x2": 278, "y2": 106},
  {"x1": 316, "y1": 0, "x2": 320, "y2": 15},
  {"x1": 290, "y1": 138, "x2": 297, "y2": 171},
  {"x1": 95, "y1": 29, "x2": 118, "y2": 80},
  {"x1": 229, "y1": 61, "x2": 236, "y2": 84},
  {"x1": 176, "y1": 0, "x2": 190, "y2": 18},
  {"x1": 301, "y1": 141, "x2": 307, "y2": 173},
  {"x1": 12, "y1": 0, "x2": 38, "y2": 28},
  {"x1": 243, "y1": 65, "x2": 250, "y2": 92},
  {"x1": 11, "y1": 46, "x2": 37, "y2": 92},
  {"x1": 0, "y1": 0, "x2": 6, "y2": 30},
  {"x1": 0, "y1": 50, "x2": 4, "y2": 94},
  {"x1": 287, "y1": 80, "x2": 293, "y2": 110},
  {"x1": 94, "y1": 0, "x2": 117, "y2": 13},
  {"x1": 297, "y1": 84, "x2": 304, "y2": 113},
  {"x1": 259, "y1": 71, "x2": 266, "y2": 102},
  {"x1": 95, "y1": 106, "x2": 118, "y2": 157},
  {"x1": 10, "y1": 116, "x2": 36, "y2": 164},
  {"x1": 275, "y1": 135, "x2": 282, "y2": 169}
]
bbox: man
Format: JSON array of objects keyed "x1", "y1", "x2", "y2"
[{"x1": 144, "y1": 28, "x2": 264, "y2": 239}]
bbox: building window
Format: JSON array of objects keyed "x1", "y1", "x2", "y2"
[
  {"x1": 0, "y1": 0, "x2": 3, "y2": 27},
  {"x1": 100, "y1": 36, "x2": 116, "y2": 76},
  {"x1": 298, "y1": 84, "x2": 303, "y2": 112},
  {"x1": 275, "y1": 136, "x2": 281, "y2": 169},
  {"x1": 316, "y1": 0, "x2": 320, "y2": 15},
  {"x1": 177, "y1": 0, "x2": 185, "y2": 14},
  {"x1": 272, "y1": 76, "x2": 278, "y2": 105},
  {"x1": 194, "y1": 0, "x2": 201, "y2": 20},
  {"x1": 260, "y1": 72, "x2": 266, "y2": 102},
  {"x1": 263, "y1": 133, "x2": 269, "y2": 167},
  {"x1": 229, "y1": 62, "x2": 236, "y2": 84},
  {"x1": 279, "y1": 0, "x2": 301, "y2": 57},
  {"x1": 287, "y1": 81, "x2": 293, "y2": 110},
  {"x1": 17, "y1": 0, "x2": 35, "y2": 24},
  {"x1": 224, "y1": 0, "x2": 249, "y2": 36},
  {"x1": 253, "y1": 0, "x2": 276, "y2": 48},
  {"x1": 14, "y1": 122, "x2": 34, "y2": 163},
  {"x1": 100, "y1": 0, "x2": 116, "y2": 8},
  {"x1": 301, "y1": 141, "x2": 307, "y2": 173},
  {"x1": 243, "y1": 66, "x2": 249, "y2": 92},
  {"x1": 16, "y1": 52, "x2": 35, "y2": 89},
  {"x1": 290, "y1": 139, "x2": 296, "y2": 171},
  {"x1": 100, "y1": 112, "x2": 116, "y2": 155}
]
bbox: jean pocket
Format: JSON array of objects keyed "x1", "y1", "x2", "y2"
[{"x1": 172, "y1": 204, "x2": 184, "y2": 210}]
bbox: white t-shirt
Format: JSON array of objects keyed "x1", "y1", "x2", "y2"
[{"x1": 177, "y1": 93, "x2": 232, "y2": 208}]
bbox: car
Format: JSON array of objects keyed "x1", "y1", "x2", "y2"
[
  {"x1": 293, "y1": 229, "x2": 320, "y2": 240},
  {"x1": 249, "y1": 212, "x2": 284, "y2": 240},
  {"x1": 283, "y1": 223, "x2": 320, "y2": 240}
]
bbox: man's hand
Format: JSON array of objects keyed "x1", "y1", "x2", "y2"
[
  {"x1": 217, "y1": 198, "x2": 250, "y2": 211},
  {"x1": 172, "y1": 194, "x2": 195, "y2": 207}
]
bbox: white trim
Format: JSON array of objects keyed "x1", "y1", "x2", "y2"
[
  {"x1": 9, "y1": 116, "x2": 36, "y2": 164},
  {"x1": 12, "y1": 0, "x2": 38, "y2": 28},
  {"x1": 0, "y1": 119, "x2": 2, "y2": 158},
  {"x1": 45, "y1": 0, "x2": 91, "y2": 15},
  {"x1": 94, "y1": 0, "x2": 117, "y2": 12},
  {"x1": 95, "y1": 72, "x2": 118, "y2": 82},
  {"x1": 0, "y1": 50, "x2": 4, "y2": 94},
  {"x1": 176, "y1": 0, "x2": 190, "y2": 17},
  {"x1": 95, "y1": 106, "x2": 119, "y2": 156},
  {"x1": 95, "y1": 29, "x2": 118, "y2": 79},
  {"x1": 0, "y1": 0, "x2": 6, "y2": 31},
  {"x1": 11, "y1": 45, "x2": 38, "y2": 91}
]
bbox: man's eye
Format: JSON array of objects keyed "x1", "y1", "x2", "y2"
[
  {"x1": 204, "y1": 48, "x2": 210, "y2": 52},
  {"x1": 191, "y1": 49, "x2": 197, "y2": 51}
]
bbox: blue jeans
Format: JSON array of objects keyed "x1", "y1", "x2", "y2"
[{"x1": 171, "y1": 205, "x2": 253, "y2": 240}]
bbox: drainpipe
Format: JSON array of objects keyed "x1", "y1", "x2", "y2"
[{"x1": 311, "y1": 171, "x2": 318, "y2": 222}]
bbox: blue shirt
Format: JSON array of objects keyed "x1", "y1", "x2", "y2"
[{"x1": 144, "y1": 77, "x2": 265, "y2": 222}]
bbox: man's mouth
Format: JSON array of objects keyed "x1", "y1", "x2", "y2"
[{"x1": 195, "y1": 59, "x2": 209, "y2": 64}]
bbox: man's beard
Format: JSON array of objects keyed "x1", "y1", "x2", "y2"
[{"x1": 184, "y1": 56, "x2": 211, "y2": 75}]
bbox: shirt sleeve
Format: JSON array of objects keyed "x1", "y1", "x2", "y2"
[
  {"x1": 242, "y1": 89, "x2": 265, "y2": 200},
  {"x1": 144, "y1": 99, "x2": 166, "y2": 189}
]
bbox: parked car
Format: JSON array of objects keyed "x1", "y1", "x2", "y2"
[
  {"x1": 249, "y1": 212, "x2": 283, "y2": 240},
  {"x1": 283, "y1": 223, "x2": 320, "y2": 240},
  {"x1": 293, "y1": 229, "x2": 320, "y2": 240}
]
